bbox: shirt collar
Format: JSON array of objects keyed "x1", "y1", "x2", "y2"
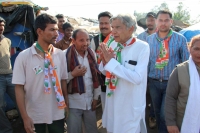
[
  {"x1": 155, "y1": 29, "x2": 173, "y2": 41},
  {"x1": 0, "y1": 35, "x2": 5, "y2": 41},
  {"x1": 31, "y1": 43, "x2": 57, "y2": 55},
  {"x1": 75, "y1": 48, "x2": 88, "y2": 58},
  {"x1": 123, "y1": 37, "x2": 135, "y2": 46}
]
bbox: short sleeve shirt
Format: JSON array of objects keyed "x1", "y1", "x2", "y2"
[{"x1": 12, "y1": 44, "x2": 68, "y2": 124}]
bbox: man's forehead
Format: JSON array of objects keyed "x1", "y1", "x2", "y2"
[
  {"x1": 146, "y1": 16, "x2": 156, "y2": 20},
  {"x1": 58, "y1": 18, "x2": 65, "y2": 21},
  {"x1": 99, "y1": 16, "x2": 110, "y2": 21},
  {"x1": 157, "y1": 14, "x2": 171, "y2": 19},
  {"x1": 77, "y1": 31, "x2": 89, "y2": 37},
  {"x1": 111, "y1": 19, "x2": 124, "y2": 26},
  {"x1": 46, "y1": 23, "x2": 58, "y2": 29},
  {"x1": 0, "y1": 22, "x2": 5, "y2": 26}
]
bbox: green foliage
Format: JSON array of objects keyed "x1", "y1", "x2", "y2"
[
  {"x1": 134, "y1": 2, "x2": 199, "y2": 24},
  {"x1": 151, "y1": 2, "x2": 169, "y2": 13},
  {"x1": 134, "y1": 11, "x2": 146, "y2": 21},
  {"x1": 173, "y1": 2, "x2": 190, "y2": 23}
]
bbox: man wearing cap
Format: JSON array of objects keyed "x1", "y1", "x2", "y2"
[
  {"x1": 137, "y1": 12, "x2": 156, "y2": 41},
  {"x1": 147, "y1": 10, "x2": 189, "y2": 133},
  {"x1": 137, "y1": 12, "x2": 157, "y2": 129}
]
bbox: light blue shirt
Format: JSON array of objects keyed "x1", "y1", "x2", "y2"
[
  {"x1": 147, "y1": 31, "x2": 189, "y2": 80},
  {"x1": 137, "y1": 29, "x2": 149, "y2": 42}
]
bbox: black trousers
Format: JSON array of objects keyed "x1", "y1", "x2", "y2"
[{"x1": 34, "y1": 119, "x2": 64, "y2": 133}]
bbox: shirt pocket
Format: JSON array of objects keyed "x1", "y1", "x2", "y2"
[{"x1": 124, "y1": 61, "x2": 135, "y2": 71}]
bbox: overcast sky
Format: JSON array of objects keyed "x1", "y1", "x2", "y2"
[{"x1": 32, "y1": 0, "x2": 200, "y2": 20}]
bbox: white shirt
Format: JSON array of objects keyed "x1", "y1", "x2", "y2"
[
  {"x1": 99, "y1": 38, "x2": 150, "y2": 133},
  {"x1": 64, "y1": 49, "x2": 101, "y2": 110}
]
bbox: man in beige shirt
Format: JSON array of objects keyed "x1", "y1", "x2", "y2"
[
  {"x1": 0, "y1": 16, "x2": 18, "y2": 133},
  {"x1": 12, "y1": 14, "x2": 68, "y2": 133}
]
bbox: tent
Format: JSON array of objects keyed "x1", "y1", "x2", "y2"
[{"x1": 179, "y1": 22, "x2": 200, "y2": 42}]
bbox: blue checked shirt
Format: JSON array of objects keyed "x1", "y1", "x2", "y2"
[
  {"x1": 147, "y1": 31, "x2": 189, "y2": 80},
  {"x1": 137, "y1": 29, "x2": 149, "y2": 42}
]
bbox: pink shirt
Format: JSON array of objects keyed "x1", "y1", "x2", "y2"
[{"x1": 12, "y1": 44, "x2": 68, "y2": 124}]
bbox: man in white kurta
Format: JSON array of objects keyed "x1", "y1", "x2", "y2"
[{"x1": 99, "y1": 14, "x2": 150, "y2": 133}]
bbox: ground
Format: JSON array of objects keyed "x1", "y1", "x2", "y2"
[{"x1": 12, "y1": 91, "x2": 158, "y2": 133}]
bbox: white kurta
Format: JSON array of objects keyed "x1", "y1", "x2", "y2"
[{"x1": 99, "y1": 38, "x2": 150, "y2": 133}]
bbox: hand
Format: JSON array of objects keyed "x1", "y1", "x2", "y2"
[
  {"x1": 91, "y1": 99, "x2": 98, "y2": 111},
  {"x1": 71, "y1": 65, "x2": 87, "y2": 77},
  {"x1": 100, "y1": 43, "x2": 115, "y2": 64},
  {"x1": 65, "y1": 106, "x2": 69, "y2": 120},
  {"x1": 23, "y1": 116, "x2": 35, "y2": 133},
  {"x1": 64, "y1": 99, "x2": 69, "y2": 119},
  {"x1": 167, "y1": 126, "x2": 180, "y2": 133},
  {"x1": 99, "y1": 43, "x2": 106, "y2": 64}
]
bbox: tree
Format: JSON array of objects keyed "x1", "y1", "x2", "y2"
[
  {"x1": 151, "y1": 2, "x2": 169, "y2": 13},
  {"x1": 173, "y1": 2, "x2": 190, "y2": 23},
  {"x1": 134, "y1": 11, "x2": 146, "y2": 21},
  {"x1": 151, "y1": 2, "x2": 191, "y2": 24}
]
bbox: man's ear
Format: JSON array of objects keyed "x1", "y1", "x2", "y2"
[
  {"x1": 170, "y1": 19, "x2": 173, "y2": 26},
  {"x1": 129, "y1": 26, "x2": 134, "y2": 33},
  {"x1": 36, "y1": 28, "x2": 43, "y2": 37},
  {"x1": 72, "y1": 38, "x2": 75, "y2": 44}
]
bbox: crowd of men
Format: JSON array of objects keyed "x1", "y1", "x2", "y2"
[{"x1": 0, "y1": 9, "x2": 200, "y2": 133}]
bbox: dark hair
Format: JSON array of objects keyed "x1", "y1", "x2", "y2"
[
  {"x1": 98, "y1": 11, "x2": 113, "y2": 20},
  {"x1": 0, "y1": 17, "x2": 6, "y2": 23},
  {"x1": 55, "y1": 14, "x2": 64, "y2": 19},
  {"x1": 34, "y1": 13, "x2": 57, "y2": 31},
  {"x1": 156, "y1": 10, "x2": 172, "y2": 18},
  {"x1": 63, "y1": 22, "x2": 73, "y2": 31},
  {"x1": 72, "y1": 29, "x2": 88, "y2": 40}
]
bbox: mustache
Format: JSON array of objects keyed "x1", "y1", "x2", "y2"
[
  {"x1": 100, "y1": 28, "x2": 108, "y2": 30},
  {"x1": 147, "y1": 25, "x2": 153, "y2": 27}
]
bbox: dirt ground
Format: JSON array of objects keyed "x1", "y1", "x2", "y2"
[{"x1": 12, "y1": 91, "x2": 158, "y2": 133}]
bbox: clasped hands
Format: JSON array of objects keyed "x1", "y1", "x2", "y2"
[{"x1": 99, "y1": 42, "x2": 115, "y2": 65}]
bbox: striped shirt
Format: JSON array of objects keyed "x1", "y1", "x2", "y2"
[
  {"x1": 147, "y1": 31, "x2": 189, "y2": 80},
  {"x1": 137, "y1": 29, "x2": 149, "y2": 42}
]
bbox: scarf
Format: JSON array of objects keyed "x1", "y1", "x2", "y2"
[
  {"x1": 35, "y1": 42, "x2": 66, "y2": 109},
  {"x1": 105, "y1": 38, "x2": 136, "y2": 97},
  {"x1": 155, "y1": 29, "x2": 173, "y2": 69},
  {"x1": 96, "y1": 33, "x2": 114, "y2": 64},
  {"x1": 181, "y1": 56, "x2": 200, "y2": 133},
  {"x1": 66, "y1": 45, "x2": 103, "y2": 94}
]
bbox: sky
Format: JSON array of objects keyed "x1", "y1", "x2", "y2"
[{"x1": 32, "y1": 0, "x2": 200, "y2": 20}]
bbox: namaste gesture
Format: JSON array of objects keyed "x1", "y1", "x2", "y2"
[{"x1": 99, "y1": 42, "x2": 115, "y2": 64}]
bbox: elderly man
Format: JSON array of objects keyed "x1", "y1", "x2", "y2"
[
  {"x1": 65, "y1": 29, "x2": 102, "y2": 133},
  {"x1": 99, "y1": 14, "x2": 150, "y2": 133},
  {"x1": 90, "y1": 11, "x2": 114, "y2": 110},
  {"x1": 165, "y1": 35, "x2": 200, "y2": 133}
]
